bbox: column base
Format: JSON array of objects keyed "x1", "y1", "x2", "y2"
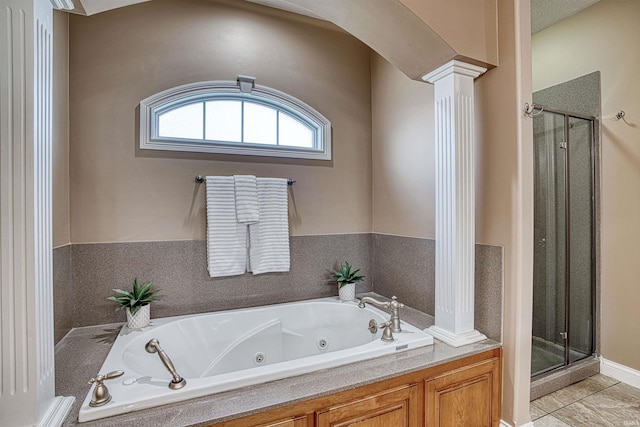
[
  {"x1": 426, "y1": 325, "x2": 487, "y2": 347},
  {"x1": 40, "y1": 396, "x2": 75, "y2": 427}
]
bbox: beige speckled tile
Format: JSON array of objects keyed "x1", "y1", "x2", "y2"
[
  {"x1": 553, "y1": 398, "x2": 628, "y2": 427},
  {"x1": 589, "y1": 373, "x2": 620, "y2": 388},
  {"x1": 553, "y1": 382, "x2": 640, "y2": 427},
  {"x1": 533, "y1": 414, "x2": 573, "y2": 427},
  {"x1": 533, "y1": 388, "x2": 578, "y2": 413},
  {"x1": 530, "y1": 402, "x2": 548, "y2": 421},
  {"x1": 532, "y1": 378, "x2": 606, "y2": 413},
  {"x1": 560, "y1": 378, "x2": 608, "y2": 400}
]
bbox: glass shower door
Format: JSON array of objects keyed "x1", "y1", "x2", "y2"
[
  {"x1": 567, "y1": 116, "x2": 594, "y2": 364},
  {"x1": 532, "y1": 110, "x2": 568, "y2": 376},
  {"x1": 531, "y1": 108, "x2": 595, "y2": 377}
]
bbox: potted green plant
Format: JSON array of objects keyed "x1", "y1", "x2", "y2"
[
  {"x1": 108, "y1": 278, "x2": 160, "y2": 329},
  {"x1": 330, "y1": 261, "x2": 365, "y2": 301}
]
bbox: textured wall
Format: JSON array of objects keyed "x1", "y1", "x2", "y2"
[
  {"x1": 533, "y1": 0, "x2": 640, "y2": 372},
  {"x1": 68, "y1": 0, "x2": 372, "y2": 243}
]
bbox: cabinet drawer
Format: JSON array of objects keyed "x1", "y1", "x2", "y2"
[{"x1": 316, "y1": 383, "x2": 420, "y2": 427}]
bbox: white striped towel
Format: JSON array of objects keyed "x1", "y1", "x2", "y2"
[
  {"x1": 234, "y1": 175, "x2": 259, "y2": 224},
  {"x1": 249, "y1": 178, "x2": 290, "y2": 275},
  {"x1": 206, "y1": 176, "x2": 247, "y2": 277}
]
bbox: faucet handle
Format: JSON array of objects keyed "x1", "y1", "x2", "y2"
[
  {"x1": 88, "y1": 370, "x2": 124, "y2": 385},
  {"x1": 88, "y1": 370, "x2": 123, "y2": 407},
  {"x1": 391, "y1": 296, "x2": 404, "y2": 309}
]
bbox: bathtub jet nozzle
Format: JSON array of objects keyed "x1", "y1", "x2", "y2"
[{"x1": 145, "y1": 338, "x2": 187, "y2": 390}]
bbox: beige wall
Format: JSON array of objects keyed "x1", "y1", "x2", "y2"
[
  {"x1": 476, "y1": 0, "x2": 533, "y2": 425},
  {"x1": 371, "y1": 53, "x2": 435, "y2": 238},
  {"x1": 533, "y1": 0, "x2": 640, "y2": 372},
  {"x1": 372, "y1": 2, "x2": 534, "y2": 422},
  {"x1": 399, "y1": 0, "x2": 499, "y2": 68},
  {"x1": 68, "y1": 0, "x2": 372, "y2": 243},
  {"x1": 53, "y1": 11, "x2": 70, "y2": 247}
]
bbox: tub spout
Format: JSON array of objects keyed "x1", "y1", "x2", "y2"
[
  {"x1": 145, "y1": 339, "x2": 187, "y2": 390},
  {"x1": 358, "y1": 296, "x2": 404, "y2": 333}
]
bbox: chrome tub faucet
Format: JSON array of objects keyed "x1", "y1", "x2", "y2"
[{"x1": 358, "y1": 295, "x2": 404, "y2": 333}]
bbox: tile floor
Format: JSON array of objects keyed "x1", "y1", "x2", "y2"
[{"x1": 531, "y1": 374, "x2": 640, "y2": 426}]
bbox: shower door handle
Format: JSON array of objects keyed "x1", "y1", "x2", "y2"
[{"x1": 560, "y1": 332, "x2": 568, "y2": 340}]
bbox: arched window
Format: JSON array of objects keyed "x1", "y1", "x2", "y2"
[{"x1": 139, "y1": 77, "x2": 331, "y2": 160}]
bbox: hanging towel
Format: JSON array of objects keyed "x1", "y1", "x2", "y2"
[
  {"x1": 234, "y1": 175, "x2": 259, "y2": 224},
  {"x1": 205, "y1": 176, "x2": 247, "y2": 277},
  {"x1": 249, "y1": 178, "x2": 290, "y2": 275}
]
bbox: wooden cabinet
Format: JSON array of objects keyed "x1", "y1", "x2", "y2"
[
  {"x1": 210, "y1": 348, "x2": 501, "y2": 427},
  {"x1": 316, "y1": 384, "x2": 420, "y2": 427},
  {"x1": 257, "y1": 416, "x2": 308, "y2": 427},
  {"x1": 425, "y1": 357, "x2": 501, "y2": 427}
]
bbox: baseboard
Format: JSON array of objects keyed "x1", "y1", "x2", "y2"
[
  {"x1": 600, "y1": 357, "x2": 640, "y2": 389},
  {"x1": 40, "y1": 395, "x2": 75, "y2": 427},
  {"x1": 500, "y1": 420, "x2": 535, "y2": 427}
]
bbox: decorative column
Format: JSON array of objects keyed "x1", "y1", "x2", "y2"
[
  {"x1": 423, "y1": 60, "x2": 487, "y2": 347},
  {"x1": 1, "y1": 0, "x2": 74, "y2": 426}
]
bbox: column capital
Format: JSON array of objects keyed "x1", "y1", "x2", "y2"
[
  {"x1": 422, "y1": 60, "x2": 487, "y2": 84},
  {"x1": 50, "y1": 0, "x2": 74, "y2": 10}
]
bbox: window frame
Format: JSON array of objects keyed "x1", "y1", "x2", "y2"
[{"x1": 139, "y1": 80, "x2": 332, "y2": 160}]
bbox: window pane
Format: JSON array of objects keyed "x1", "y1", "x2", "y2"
[
  {"x1": 279, "y1": 112, "x2": 314, "y2": 148},
  {"x1": 158, "y1": 103, "x2": 203, "y2": 139},
  {"x1": 205, "y1": 100, "x2": 242, "y2": 142},
  {"x1": 244, "y1": 102, "x2": 277, "y2": 145}
]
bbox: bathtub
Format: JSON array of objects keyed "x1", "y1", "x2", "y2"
[{"x1": 78, "y1": 297, "x2": 434, "y2": 422}]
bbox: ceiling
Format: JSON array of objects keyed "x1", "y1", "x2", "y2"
[{"x1": 531, "y1": 0, "x2": 600, "y2": 34}]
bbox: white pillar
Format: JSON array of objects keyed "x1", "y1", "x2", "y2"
[
  {"x1": 423, "y1": 60, "x2": 487, "y2": 347},
  {"x1": 0, "y1": 0, "x2": 74, "y2": 425}
]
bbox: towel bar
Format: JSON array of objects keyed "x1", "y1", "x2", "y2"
[{"x1": 195, "y1": 175, "x2": 295, "y2": 185}]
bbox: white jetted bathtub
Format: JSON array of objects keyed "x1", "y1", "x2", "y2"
[{"x1": 79, "y1": 297, "x2": 434, "y2": 422}]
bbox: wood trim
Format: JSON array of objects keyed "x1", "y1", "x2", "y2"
[{"x1": 210, "y1": 348, "x2": 501, "y2": 427}]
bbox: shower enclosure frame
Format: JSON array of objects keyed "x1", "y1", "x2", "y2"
[{"x1": 532, "y1": 103, "x2": 598, "y2": 378}]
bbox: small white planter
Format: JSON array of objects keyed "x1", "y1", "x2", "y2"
[
  {"x1": 126, "y1": 304, "x2": 150, "y2": 329},
  {"x1": 338, "y1": 282, "x2": 356, "y2": 301}
]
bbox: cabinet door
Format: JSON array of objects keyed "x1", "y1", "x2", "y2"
[
  {"x1": 425, "y1": 358, "x2": 501, "y2": 427},
  {"x1": 316, "y1": 383, "x2": 420, "y2": 427}
]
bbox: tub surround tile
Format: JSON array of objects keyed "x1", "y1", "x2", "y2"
[
  {"x1": 372, "y1": 234, "x2": 503, "y2": 341},
  {"x1": 54, "y1": 245, "x2": 74, "y2": 344},
  {"x1": 473, "y1": 244, "x2": 503, "y2": 341},
  {"x1": 55, "y1": 300, "x2": 500, "y2": 426},
  {"x1": 70, "y1": 235, "x2": 372, "y2": 327},
  {"x1": 372, "y1": 234, "x2": 435, "y2": 316},
  {"x1": 56, "y1": 234, "x2": 504, "y2": 345}
]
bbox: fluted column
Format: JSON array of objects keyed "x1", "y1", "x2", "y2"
[
  {"x1": 0, "y1": 0, "x2": 74, "y2": 425},
  {"x1": 423, "y1": 60, "x2": 487, "y2": 347}
]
